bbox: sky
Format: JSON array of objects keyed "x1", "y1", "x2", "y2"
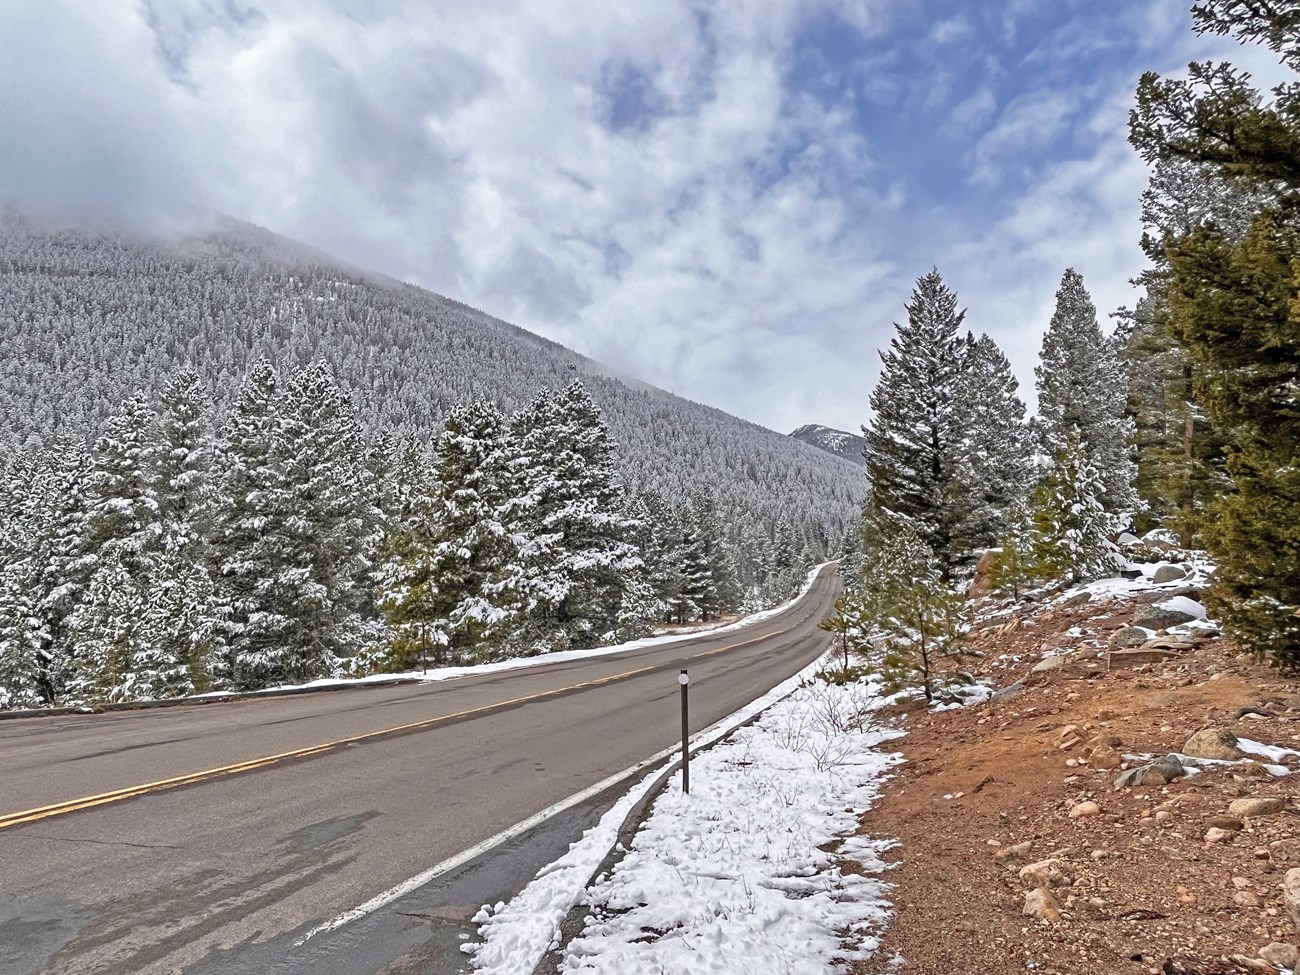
[{"x1": 0, "y1": 1, "x2": 1290, "y2": 434}]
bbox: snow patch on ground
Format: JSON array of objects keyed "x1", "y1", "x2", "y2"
[
  {"x1": 464, "y1": 662, "x2": 902, "y2": 975},
  {"x1": 1156, "y1": 595, "x2": 1208, "y2": 619}
]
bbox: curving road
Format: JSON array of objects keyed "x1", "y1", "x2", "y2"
[{"x1": 0, "y1": 565, "x2": 840, "y2": 975}]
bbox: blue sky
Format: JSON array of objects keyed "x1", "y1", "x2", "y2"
[{"x1": 0, "y1": 1, "x2": 1290, "y2": 433}]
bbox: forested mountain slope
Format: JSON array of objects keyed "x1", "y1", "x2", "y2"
[{"x1": 0, "y1": 211, "x2": 862, "y2": 582}]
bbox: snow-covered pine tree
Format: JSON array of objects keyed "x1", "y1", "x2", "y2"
[
  {"x1": 277, "y1": 362, "x2": 385, "y2": 672},
  {"x1": 212, "y1": 362, "x2": 296, "y2": 690},
  {"x1": 422, "y1": 401, "x2": 526, "y2": 663},
  {"x1": 156, "y1": 368, "x2": 215, "y2": 555},
  {"x1": 1031, "y1": 434, "x2": 1115, "y2": 585},
  {"x1": 690, "y1": 493, "x2": 741, "y2": 620},
  {"x1": 512, "y1": 382, "x2": 645, "y2": 650},
  {"x1": 1035, "y1": 269, "x2": 1138, "y2": 516},
  {"x1": 952, "y1": 332, "x2": 1035, "y2": 557},
  {"x1": 374, "y1": 437, "x2": 445, "y2": 671},
  {"x1": 83, "y1": 389, "x2": 163, "y2": 574},
  {"x1": 862, "y1": 270, "x2": 969, "y2": 581},
  {"x1": 65, "y1": 553, "x2": 143, "y2": 704}
]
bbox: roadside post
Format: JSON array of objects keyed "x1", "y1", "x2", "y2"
[{"x1": 679, "y1": 669, "x2": 690, "y2": 794}]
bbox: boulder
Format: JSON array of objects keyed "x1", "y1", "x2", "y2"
[
  {"x1": 994, "y1": 840, "x2": 1033, "y2": 865},
  {"x1": 1183, "y1": 727, "x2": 1245, "y2": 761},
  {"x1": 1207, "y1": 816, "x2": 1246, "y2": 832},
  {"x1": 967, "y1": 550, "x2": 996, "y2": 599},
  {"x1": 1152, "y1": 563, "x2": 1189, "y2": 584},
  {"x1": 1259, "y1": 943, "x2": 1299, "y2": 970},
  {"x1": 1109, "y1": 647, "x2": 1180, "y2": 669},
  {"x1": 1133, "y1": 603, "x2": 1198, "y2": 630},
  {"x1": 1110, "y1": 626, "x2": 1154, "y2": 649},
  {"x1": 1206, "y1": 826, "x2": 1237, "y2": 844},
  {"x1": 1032, "y1": 656, "x2": 1066, "y2": 674},
  {"x1": 1114, "y1": 754, "x2": 1187, "y2": 789},
  {"x1": 1282, "y1": 868, "x2": 1300, "y2": 932},
  {"x1": 1069, "y1": 800, "x2": 1101, "y2": 819},
  {"x1": 1228, "y1": 797, "x2": 1285, "y2": 818},
  {"x1": 1018, "y1": 858, "x2": 1074, "y2": 889},
  {"x1": 1088, "y1": 744, "x2": 1123, "y2": 770},
  {"x1": 1061, "y1": 591, "x2": 1092, "y2": 609},
  {"x1": 1023, "y1": 887, "x2": 1061, "y2": 921}
]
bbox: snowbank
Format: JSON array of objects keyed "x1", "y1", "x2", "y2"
[{"x1": 465, "y1": 658, "x2": 902, "y2": 974}]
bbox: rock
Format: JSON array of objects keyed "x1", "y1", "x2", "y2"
[
  {"x1": 1152, "y1": 563, "x2": 1189, "y2": 584},
  {"x1": 1259, "y1": 943, "x2": 1300, "y2": 970},
  {"x1": 1115, "y1": 755, "x2": 1187, "y2": 789},
  {"x1": 1111, "y1": 625, "x2": 1154, "y2": 648},
  {"x1": 1019, "y1": 858, "x2": 1074, "y2": 889},
  {"x1": 1134, "y1": 603, "x2": 1199, "y2": 630},
  {"x1": 1062, "y1": 591, "x2": 1092, "y2": 609},
  {"x1": 989, "y1": 679, "x2": 1025, "y2": 703},
  {"x1": 1207, "y1": 816, "x2": 1246, "y2": 832},
  {"x1": 1089, "y1": 744, "x2": 1123, "y2": 770},
  {"x1": 1142, "y1": 528, "x2": 1178, "y2": 550},
  {"x1": 967, "y1": 550, "x2": 996, "y2": 599},
  {"x1": 995, "y1": 840, "x2": 1033, "y2": 864},
  {"x1": 1206, "y1": 827, "x2": 1237, "y2": 844},
  {"x1": 1069, "y1": 800, "x2": 1101, "y2": 819},
  {"x1": 1032, "y1": 656, "x2": 1066, "y2": 673},
  {"x1": 1183, "y1": 728, "x2": 1246, "y2": 761},
  {"x1": 1023, "y1": 887, "x2": 1061, "y2": 921},
  {"x1": 1283, "y1": 868, "x2": 1300, "y2": 932},
  {"x1": 1110, "y1": 647, "x2": 1181, "y2": 668},
  {"x1": 1234, "y1": 890, "x2": 1261, "y2": 908},
  {"x1": 1271, "y1": 839, "x2": 1300, "y2": 864},
  {"x1": 1229, "y1": 797, "x2": 1285, "y2": 818}
]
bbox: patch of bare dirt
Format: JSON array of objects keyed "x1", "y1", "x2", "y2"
[{"x1": 851, "y1": 591, "x2": 1300, "y2": 975}]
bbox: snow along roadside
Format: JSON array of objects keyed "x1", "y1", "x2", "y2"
[
  {"x1": 464, "y1": 657, "x2": 903, "y2": 975},
  {"x1": 0, "y1": 564, "x2": 836, "y2": 719}
]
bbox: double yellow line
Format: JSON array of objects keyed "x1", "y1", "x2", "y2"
[{"x1": 0, "y1": 615, "x2": 818, "y2": 832}]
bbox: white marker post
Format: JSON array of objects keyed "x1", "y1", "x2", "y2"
[{"x1": 679, "y1": 669, "x2": 690, "y2": 794}]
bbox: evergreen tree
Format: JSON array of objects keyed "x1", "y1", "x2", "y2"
[
  {"x1": 156, "y1": 368, "x2": 215, "y2": 554},
  {"x1": 847, "y1": 521, "x2": 970, "y2": 703},
  {"x1": 863, "y1": 270, "x2": 969, "y2": 580},
  {"x1": 1130, "y1": 0, "x2": 1300, "y2": 665},
  {"x1": 513, "y1": 383, "x2": 645, "y2": 649},
  {"x1": 986, "y1": 500, "x2": 1038, "y2": 600},
  {"x1": 83, "y1": 389, "x2": 163, "y2": 573},
  {"x1": 1030, "y1": 435, "x2": 1115, "y2": 585},
  {"x1": 952, "y1": 332, "x2": 1035, "y2": 556},
  {"x1": 1035, "y1": 269, "x2": 1138, "y2": 516}
]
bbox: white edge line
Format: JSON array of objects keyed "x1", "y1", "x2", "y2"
[{"x1": 294, "y1": 640, "x2": 836, "y2": 947}]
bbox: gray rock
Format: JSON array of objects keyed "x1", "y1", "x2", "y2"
[
  {"x1": 1133, "y1": 604, "x2": 1198, "y2": 630},
  {"x1": 1228, "y1": 797, "x2": 1285, "y2": 818},
  {"x1": 1114, "y1": 754, "x2": 1187, "y2": 789},
  {"x1": 1109, "y1": 647, "x2": 1180, "y2": 669},
  {"x1": 1110, "y1": 626, "x2": 1153, "y2": 649},
  {"x1": 1061, "y1": 591, "x2": 1092, "y2": 609},
  {"x1": 1152, "y1": 563, "x2": 1189, "y2": 584},
  {"x1": 1283, "y1": 868, "x2": 1300, "y2": 933},
  {"x1": 990, "y1": 679, "x2": 1025, "y2": 703},
  {"x1": 1022, "y1": 887, "x2": 1061, "y2": 921},
  {"x1": 1032, "y1": 656, "x2": 1066, "y2": 674},
  {"x1": 1259, "y1": 943, "x2": 1299, "y2": 970},
  {"x1": 1183, "y1": 727, "x2": 1245, "y2": 761}
]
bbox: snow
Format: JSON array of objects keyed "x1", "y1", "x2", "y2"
[
  {"x1": 464, "y1": 658, "x2": 902, "y2": 974},
  {"x1": 189, "y1": 564, "x2": 835, "y2": 702},
  {"x1": 1238, "y1": 737, "x2": 1300, "y2": 764},
  {"x1": 1156, "y1": 595, "x2": 1208, "y2": 619}
]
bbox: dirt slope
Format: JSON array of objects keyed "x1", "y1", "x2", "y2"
[{"x1": 853, "y1": 586, "x2": 1300, "y2": 975}]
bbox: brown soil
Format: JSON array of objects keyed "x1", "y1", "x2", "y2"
[{"x1": 851, "y1": 591, "x2": 1300, "y2": 975}]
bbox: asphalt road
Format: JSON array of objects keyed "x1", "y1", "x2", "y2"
[{"x1": 0, "y1": 565, "x2": 840, "y2": 975}]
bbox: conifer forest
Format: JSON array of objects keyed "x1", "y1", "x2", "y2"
[{"x1": 4, "y1": 0, "x2": 1300, "y2": 712}]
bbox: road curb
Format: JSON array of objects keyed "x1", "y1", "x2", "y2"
[{"x1": 528, "y1": 656, "x2": 830, "y2": 975}]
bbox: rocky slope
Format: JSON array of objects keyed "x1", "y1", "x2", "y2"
[{"x1": 850, "y1": 562, "x2": 1300, "y2": 975}]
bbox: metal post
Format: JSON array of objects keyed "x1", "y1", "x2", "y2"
[{"x1": 679, "y1": 669, "x2": 690, "y2": 794}]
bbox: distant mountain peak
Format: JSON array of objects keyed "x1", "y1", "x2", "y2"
[{"x1": 789, "y1": 424, "x2": 864, "y2": 463}]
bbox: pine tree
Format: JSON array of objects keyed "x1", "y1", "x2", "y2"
[
  {"x1": 986, "y1": 500, "x2": 1039, "y2": 600},
  {"x1": 848, "y1": 521, "x2": 970, "y2": 703},
  {"x1": 83, "y1": 389, "x2": 163, "y2": 573},
  {"x1": 513, "y1": 383, "x2": 644, "y2": 649},
  {"x1": 156, "y1": 368, "x2": 214, "y2": 554},
  {"x1": 1031, "y1": 435, "x2": 1115, "y2": 585},
  {"x1": 1129, "y1": 0, "x2": 1300, "y2": 665},
  {"x1": 1036, "y1": 269, "x2": 1138, "y2": 516},
  {"x1": 863, "y1": 270, "x2": 969, "y2": 581},
  {"x1": 952, "y1": 332, "x2": 1035, "y2": 556}
]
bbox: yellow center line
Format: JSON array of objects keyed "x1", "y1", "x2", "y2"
[{"x1": 0, "y1": 606, "x2": 827, "y2": 831}]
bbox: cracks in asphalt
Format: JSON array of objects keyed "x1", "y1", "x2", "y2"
[{"x1": 32, "y1": 832, "x2": 185, "y2": 851}]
